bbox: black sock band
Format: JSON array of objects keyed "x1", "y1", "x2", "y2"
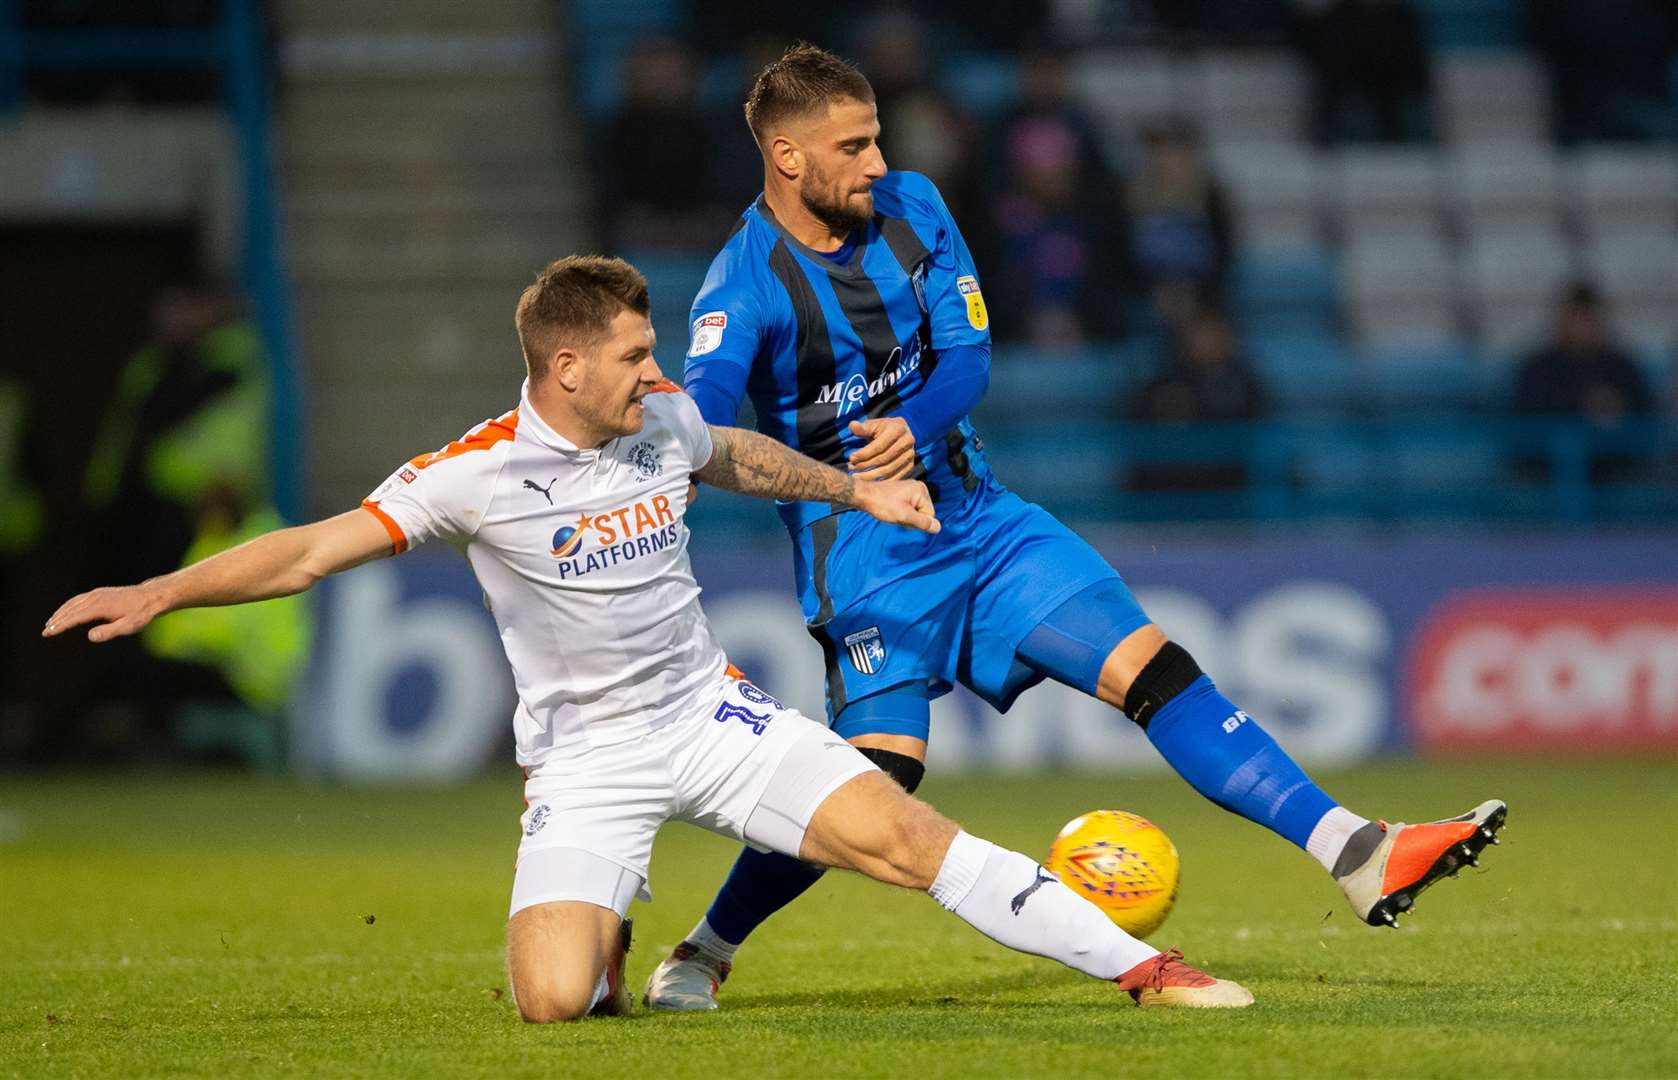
[
  {"x1": 1121, "y1": 641, "x2": 1203, "y2": 730},
  {"x1": 857, "y1": 747, "x2": 926, "y2": 793}
]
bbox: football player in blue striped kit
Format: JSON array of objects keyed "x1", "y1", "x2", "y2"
[{"x1": 645, "y1": 43, "x2": 1506, "y2": 1010}]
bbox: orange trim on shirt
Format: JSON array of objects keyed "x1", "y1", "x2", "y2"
[
  {"x1": 360, "y1": 501, "x2": 409, "y2": 555},
  {"x1": 407, "y1": 408, "x2": 520, "y2": 470},
  {"x1": 724, "y1": 663, "x2": 747, "y2": 681},
  {"x1": 646, "y1": 379, "x2": 683, "y2": 395}
]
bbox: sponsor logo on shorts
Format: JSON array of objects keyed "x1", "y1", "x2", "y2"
[
  {"x1": 524, "y1": 804, "x2": 551, "y2": 835},
  {"x1": 844, "y1": 626, "x2": 887, "y2": 676}
]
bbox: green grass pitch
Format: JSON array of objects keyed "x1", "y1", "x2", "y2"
[{"x1": 3, "y1": 759, "x2": 1675, "y2": 1078}]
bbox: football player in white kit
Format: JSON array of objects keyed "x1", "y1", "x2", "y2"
[{"x1": 45, "y1": 256, "x2": 1252, "y2": 1020}]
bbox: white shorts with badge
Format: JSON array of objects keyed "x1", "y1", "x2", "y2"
[{"x1": 508, "y1": 673, "x2": 878, "y2": 918}]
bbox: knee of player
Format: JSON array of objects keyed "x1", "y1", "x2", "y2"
[
  {"x1": 1118, "y1": 639, "x2": 1207, "y2": 729},
  {"x1": 511, "y1": 974, "x2": 596, "y2": 1023}
]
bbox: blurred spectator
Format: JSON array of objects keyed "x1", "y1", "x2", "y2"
[
  {"x1": 1527, "y1": 0, "x2": 1678, "y2": 144},
  {"x1": 1290, "y1": 0, "x2": 1433, "y2": 145},
  {"x1": 988, "y1": 113, "x2": 1130, "y2": 346},
  {"x1": 77, "y1": 280, "x2": 304, "y2": 762},
  {"x1": 856, "y1": 11, "x2": 985, "y2": 228},
  {"x1": 995, "y1": 47, "x2": 1115, "y2": 198},
  {"x1": 1128, "y1": 306, "x2": 1269, "y2": 492},
  {"x1": 707, "y1": 35, "x2": 791, "y2": 212},
  {"x1": 1123, "y1": 120, "x2": 1234, "y2": 324},
  {"x1": 1513, "y1": 283, "x2": 1657, "y2": 483},
  {"x1": 1514, "y1": 284, "x2": 1654, "y2": 425},
  {"x1": 597, "y1": 37, "x2": 733, "y2": 251}
]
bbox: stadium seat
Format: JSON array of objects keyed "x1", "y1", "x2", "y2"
[
  {"x1": 1342, "y1": 232, "x2": 1459, "y2": 348},
  {"x1": 1462, "y1": 228, "x2": 1576, "y2": 349},
  {"x1": 1213, "y1": 144, "x2": 1325, "y2": 251},
  {"x1": 1358, "y1": 342, "x2": 1482, "y2": 413},
  {"x1": 1070, "y1": 50, "x2": 1186, "y2": 152},
  {"x1": 979, "y1": 344, "x2": 1140, "y2": 427},
  {"x1": 1248, "y1": 330, "x2": 1356, "y2": 414},
  {"x1": 942, "y1": 53, "x2": 1020, "y2": 115},
  {"x1": 1434, "y1": 52, "x2": 1549, "y2": 145},
  {"x1": 1231, "y1": 248, "x2": 1340, "y2": 336},
  {"x1": 1193, "y1": 50, "x2": 1310, "y2": 147},
  {"x1": 1571, "y1": 147, "x2": 1678, "y2": 237},
  {"x1": 1414, "y1": 0, "x2": 1524, "y2": 50},
  {"x1": 1330, "y1": 148, "x2": 1446, "y2": 237},
  {"x1": 1451, "y1": 146, "x2": 1563, "y2": 236}
]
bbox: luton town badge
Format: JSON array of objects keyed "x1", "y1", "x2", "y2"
[{"x1": 844, "y1": 626, "x2": 887, "y2": 675}]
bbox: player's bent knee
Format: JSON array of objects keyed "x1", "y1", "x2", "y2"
[
  {"x1": 1120, "y1": 640, "x2": 1204, "y2": 729},
  {"x1": 513, "y1": 978, "x2": 596, "y2": 1024}
]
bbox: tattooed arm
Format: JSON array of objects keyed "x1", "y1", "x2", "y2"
[{"x1": 694, "y1": 425, "x2": 940, "y2": 534}]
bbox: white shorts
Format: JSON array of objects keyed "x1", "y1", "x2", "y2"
[{"x1": 508, "y1": 674, "x2": 877, "y2": 918}]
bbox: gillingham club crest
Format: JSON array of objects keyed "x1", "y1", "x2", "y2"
[{"x1": 844, "y1": 626, "x2": 887, "y2": 675}]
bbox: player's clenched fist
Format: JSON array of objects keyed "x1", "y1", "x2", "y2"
[
  {"x1": 847, "y1": 417, "x2": 918, "y2": 481},
  {"x1": 854, "y1": 477, "x2": 940, "y2": 535}
]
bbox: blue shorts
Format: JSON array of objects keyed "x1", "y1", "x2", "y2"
[{"x1": 793, "y1": 474, "x2": 1150, "y2": 737}]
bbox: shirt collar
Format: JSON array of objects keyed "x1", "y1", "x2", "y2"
[{"x1": 518, "y1": 378, "x2": 592, "y2": 455}]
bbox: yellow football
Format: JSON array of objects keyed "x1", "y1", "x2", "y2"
[{"x1": 1044, "y1": 810, "x2": 1180, "y2": 938}]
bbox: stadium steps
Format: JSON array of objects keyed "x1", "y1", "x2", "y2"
[{"x1": 275, "y1": 0, "x2": 587, "y2": 514}]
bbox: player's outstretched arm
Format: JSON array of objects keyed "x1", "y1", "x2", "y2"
[
  {"x1": 696, "y1": 425, "x2": 939, "y2": 534},
  {"x1": 42, "y1": 509, "x2": 395, "y2": 643}
]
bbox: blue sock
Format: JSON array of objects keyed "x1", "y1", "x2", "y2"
[
  {"x1": 1146, "y1": 675, "x2": 1337, "y2": 849},
  {"x1": 703, "y1": 846, "x2": 827, "y2": 946}
]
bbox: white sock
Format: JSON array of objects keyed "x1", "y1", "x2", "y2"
[
  {"x1": 683, "y1": 916, "x2": 739, "y2": 964},
  {"x1": 1306, "y1": 806, "x2": 1375, "y2": 875},
  {"x1": 929, "y1": 830, "x2": 1158, "y2": 979}
]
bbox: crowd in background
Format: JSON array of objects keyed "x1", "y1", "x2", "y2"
[{"x1": 585, "y1": 0, "x2": 1672, "y2": 479}]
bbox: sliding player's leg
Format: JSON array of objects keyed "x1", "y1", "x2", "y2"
[
  {"x1": 788, "y1": 763, "x2": 1250, "y2": 1007},
  {"x1": 644, "y1": 688, "x2": 931, "y2": 1011}
]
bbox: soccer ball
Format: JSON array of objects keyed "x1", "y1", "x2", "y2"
[{"x1": 1044, "y1": 810, "x2": 1180, "y2": 938}]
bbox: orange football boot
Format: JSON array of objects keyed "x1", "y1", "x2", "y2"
[{"x1": 1335, "y1": 800, "x2": 1507, "y2": 927}]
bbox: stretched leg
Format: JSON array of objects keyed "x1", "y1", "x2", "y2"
[
  {"x1": 644, "y1": 689, "x2": 929, "y2": 1011},
  {"x1": 799, "y1": 770, "x2": 1251, "y2": 1008},
  {"x1": 1018, "y1": 579, "x2": 1506, "y2": 926}
]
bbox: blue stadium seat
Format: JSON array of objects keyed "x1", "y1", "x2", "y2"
[
  {"x1": 1248, "y1": 331, "x2": 1356, "y2": 414},
  {"x1": 977, "y1": 344, "x2": 1136, "y2": 426},
  {"x1": 942, "y1": 53, "x2": 1020, "y2": 114},
  {"x1": 1414, "y1": 0, "x2": 1523, "y2": 49},
  {"x1": 1359, "y1": 343, "x2": 1482, "y2": 414},
  {"x1": 1232, "y1": 249, "x2": 1340, "y2": 336}
]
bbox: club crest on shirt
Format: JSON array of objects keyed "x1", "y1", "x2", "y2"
[
  {"x1": 627, "y1": 440, "x2": 662, "y2": 480},
  {"x1": 956, "y1": 275, "x2": 988, "y2": 331},
  {"x1": 843, "y1": 626, "x2": 887, "y2": 675},
  {"x1": 689, "y1": 311, "x2": 727, "y2": 357}
]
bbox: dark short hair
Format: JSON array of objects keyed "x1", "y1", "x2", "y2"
[
  {"x1": 515, "y1": 255, "x2": 649, "y2": 377},
  {"x1": 744, "y1": 42, "x2": 875, "y2": 146}
]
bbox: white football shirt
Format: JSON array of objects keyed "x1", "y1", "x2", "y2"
[{"x1": 362, "y1": 380, "x2": 728, "y2": 765}]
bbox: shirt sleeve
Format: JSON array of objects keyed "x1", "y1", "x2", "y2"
[
  {"x1": 648, "y1": 386, "x2": 715, "y2": 471},
  {"x1": 360, "y1": 434, "x2": 507, "y2": 554},
  {"x1": 682, "y1": 252, "x2": 769, "y2": 421},
  {"x1": 902, "y1": 173, "x2": 992, "y2": 352}
]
